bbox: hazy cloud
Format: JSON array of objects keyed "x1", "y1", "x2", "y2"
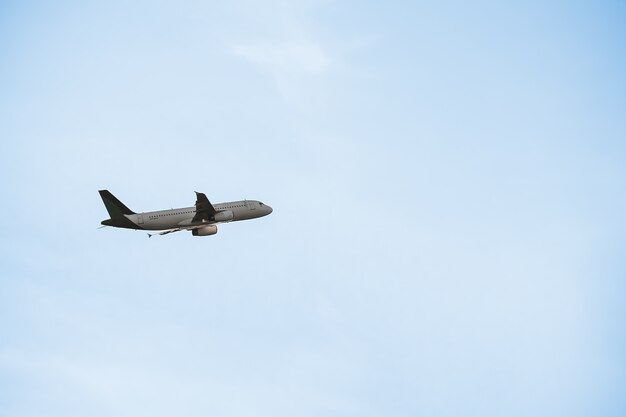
[{"x1": 233, "y1": 41, "x2": 330, "y2": 75}]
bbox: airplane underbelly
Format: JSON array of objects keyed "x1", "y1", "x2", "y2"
[
  {"x1": 145, "y1": 217, "x2": 177, "y2": 230},
  {"x1": 142, "y1": 213, "x2": 198, "y2": 230}
]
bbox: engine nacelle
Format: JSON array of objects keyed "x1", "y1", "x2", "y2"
[
  {"x1": 213, "y1": 210, "x2": 234, "y2": 222},
  {"x1": 192, "y1": 225, "x2": 218, "y2": 236}
]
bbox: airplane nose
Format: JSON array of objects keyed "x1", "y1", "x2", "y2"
[{"x1": 267, "y1": 205, "x2": 273, "y2": 214}]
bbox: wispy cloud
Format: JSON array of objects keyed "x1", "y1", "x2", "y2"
[
  {"x1": 232, "y1": 40, "x2": 332, "y2": 103},
  {"x1": 233, "y1": 41, "x2": 331, "y2": 75}
]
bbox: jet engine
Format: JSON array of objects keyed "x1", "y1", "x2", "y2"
[
  {"x1": 213, "y1": 210, "x2": 234, "y2": 222},
  {"x1": 192, "y1": 225, "x2": 218, "y2": 236}
]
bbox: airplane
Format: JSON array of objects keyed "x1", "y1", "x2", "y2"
[{"x1": 99, "y1": 189, "x2": 272, "y2": 237}]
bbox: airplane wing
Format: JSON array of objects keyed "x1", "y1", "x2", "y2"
[
  {"x1": 148, "y1": 228, "x2": 182, "y2": 237},
  {"x1": 147, "y1": 224, "x2": 211, "y2": 238},
  {"x1": 192, "y1": 191, "x2": 216, "y2": 223}
]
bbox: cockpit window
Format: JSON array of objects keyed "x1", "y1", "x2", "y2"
[{"x1": 260, "y1": 202, "x2": 264, "y2": 206}]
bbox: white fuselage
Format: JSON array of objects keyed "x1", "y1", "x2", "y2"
[{"x1": 127, "y1": 199, "x2": 272, "y2": 231}]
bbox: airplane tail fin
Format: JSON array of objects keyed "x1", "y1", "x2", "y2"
[{"x1": 99, "y1": 190, "x2": 136, "y2": 217}]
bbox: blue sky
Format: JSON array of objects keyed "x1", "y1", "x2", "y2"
[{"x1": 1, "y1": 1, "x2": 626, "y2": 416}]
